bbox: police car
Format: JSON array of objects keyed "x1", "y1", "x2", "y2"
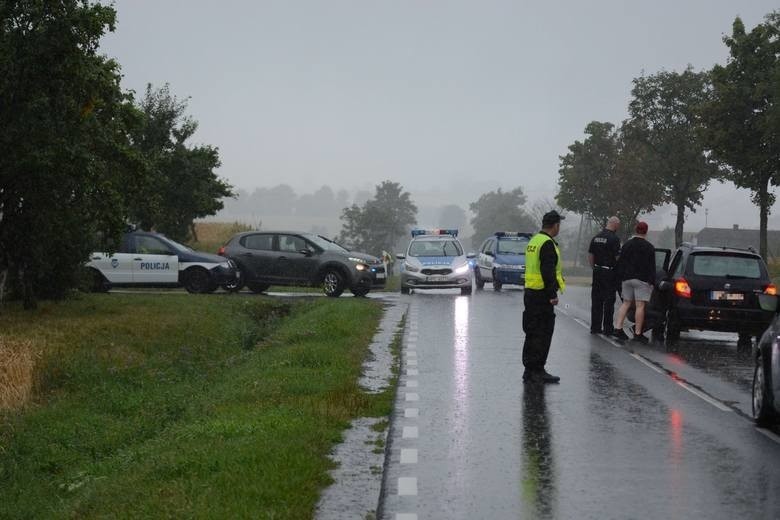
[
  {"x1": 475, "y1": 231, "x2": 532, "y2": 291},
  {"x1": 396, "y1": 229, "x2": 475, "y2": 295},
  {"x1": 85, "y1": 230, "x2": 240, "y2": 293}
]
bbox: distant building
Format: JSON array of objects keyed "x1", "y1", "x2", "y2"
[{"x1": 694, "y1": 225, "x2": 780, "y2": 259}]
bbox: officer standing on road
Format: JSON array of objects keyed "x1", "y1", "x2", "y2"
[
  {"x1": 522, "y1": 210, "x2": 566, "y2": 384},
  {"x1": 588, "y1": 216, "x2": 621, "y2": 335}
]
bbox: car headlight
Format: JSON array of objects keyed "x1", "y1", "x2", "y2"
[
  {"x1": 404, "y1": 262, "x2": 420, "y2": 273},
  {"x1": 219, "y1": 261, "x2": 231, "y2": 269},
  {"x1": 355, "y1": 263, "x2": 368, "y2": 271},
  {"x1": 454, "y1": 264, "x2": 470, "y2": 275}
]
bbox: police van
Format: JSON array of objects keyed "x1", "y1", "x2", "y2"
[
  {"x1": 396, "y1": 229, "x2": 475, "y2": 295},
  {"x1": 85, "y1": 230, "x2": 240, "y2": 293},
  {"x1": 475, "y1": 231, "x2": 532, "y2": 291}
]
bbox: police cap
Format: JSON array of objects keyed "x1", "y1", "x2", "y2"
[{"x1": 542, "y1": 210, "x2": 565, "y2": 226}]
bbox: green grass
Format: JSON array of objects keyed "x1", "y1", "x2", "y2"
[{"x1": 0, "y1": 293, "x2": 390, "y2": 519}]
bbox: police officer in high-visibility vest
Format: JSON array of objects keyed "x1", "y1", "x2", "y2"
[{"x1": 523, "y1": 210, "x2": 566, "y2": 384}]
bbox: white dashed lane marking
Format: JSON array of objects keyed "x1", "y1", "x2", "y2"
[
  {"x1": 401, "y1": 448, "x2": 418, "y2": 464},
  {"x1": 398, "y1": 477, "x2": 418, "y2": 496},
  {"x1": 402, "y1": 426, "x2": 418, "y2": 438}
]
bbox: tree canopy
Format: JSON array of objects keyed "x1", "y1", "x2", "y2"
[
  {"x1": 338, "y1": 181, "x2": 417, "y2": 256},
  {"x1": 131, "y1": 84, "x2": 233, "y2": 242},
  {"x1": 701, "y1": 13, "x2": 780, "y2": 259},
  {"x1": 557, "y1": 121, "x2": 665, "y2": 231},
  {"x1": 469, "y1": 187, "x2": 536, "y2": 246},
  {"x1": 0, "y1": 0, "x2": 146, "y2": 307},
  {"x1": 628, "y1": 67, "x2": 720, "y2": 247}
]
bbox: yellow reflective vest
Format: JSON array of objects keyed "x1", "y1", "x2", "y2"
[{"x1": 525, "y1": 233, "x2": 565, "y2": 292}]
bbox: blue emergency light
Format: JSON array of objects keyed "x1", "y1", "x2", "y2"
[{"x1": 411, "y1": 228, "x2": 459, "y2": 237}]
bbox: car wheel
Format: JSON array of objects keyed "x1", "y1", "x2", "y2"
[
  {"x1": 738, "y1": 332, "x2": 753, "y2": 350},
  {"x1": 246, "y1": 282, "x2": 270, "y2": 294},
  {"x1": 493, "y1": 272, "x2": 502, "y2": 292},
  {"x1": 475, "y1": 269, "x2": 485, "y2": 290},
  {"x1": 752, "y1": 351, "x2": 777, "y2": 425},
  {"x1": 461, "y1": 286, "x2": 472, "y2": 296},
  {"x1": 184, "y1": 267, "x2": 215, "y2": 294},
  {"x1": 322, "y1": 269, "x2": 345, "y2": 297},
  {"x1": 651, "y1": 323, "x2": 665, "y2": 342},
  {"x1": 221, "y1": 279, "x2": 244, "y2": 293},
  {"x1": 88, "y1": 268, "x2": 110, "y2": 293},
  {"x1": 400, "y1": 286, "x2": 410, "y2": 295},
  {"x1": 351, "y1": 285, "x2": 370, "y2": 297},
  {"x1": 665, "y1": 310, "x2": 680, "y2": 343}
]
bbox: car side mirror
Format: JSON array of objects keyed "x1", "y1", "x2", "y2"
[
  {"x1": 466, "y1": 252, "x2": 476, "y2": 259},
  {"x1": 484, "y1": 251, "x2": 494, "y2": 257},
  {"x1": 298, "y1": 249, "x2": 313, "y2": 257},
  {"x1": 396, "y1": 253, "x2": 406, "y2": 260},
  {"x1": 758, "y1": 293, "x2": 779, "y2": 313}
]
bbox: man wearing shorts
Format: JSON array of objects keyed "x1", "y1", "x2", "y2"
[{"x1": 612, "y1": 221, "x2": 655, "y2": 343}]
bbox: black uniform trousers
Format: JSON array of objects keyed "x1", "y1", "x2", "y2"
[
  {"x1": 522, "y1": 289, "x2": 556, "y2": 372},
  {"x1": 590, "y1": 268, "x2": 617, "y2": 334}
]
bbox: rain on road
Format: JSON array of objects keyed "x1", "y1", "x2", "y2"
[{"x1": 378, "y1": 285, "x2": 780, "y2": 520}]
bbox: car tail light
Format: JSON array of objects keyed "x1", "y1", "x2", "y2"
[
  {"x1": 217, "y1": 246, "x2": 226, "y2": 256},
  {"x1": 674, "y1": 278, "x2": 691, "y2": 298},
  {"x1": 765, "y1": 284, "x2": 777, "y2": 295}
]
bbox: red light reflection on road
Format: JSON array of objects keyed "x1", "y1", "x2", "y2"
[{"x1": 669, "y1": 409, "x2": 684, "y2": 464}]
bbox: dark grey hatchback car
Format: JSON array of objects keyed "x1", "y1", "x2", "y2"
[{"x1": 218, "y1": 231, "x2": 386, "y2": 297}]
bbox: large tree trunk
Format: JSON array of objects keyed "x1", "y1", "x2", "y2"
[
  {"x1": 674, "y1": 202, "x2": 686, "y2": 248},
  {"x1": 759, "y1": 178, "x2": 769, "y2": 261}
]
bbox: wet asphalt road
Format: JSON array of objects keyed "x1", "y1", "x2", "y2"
[{"x1": 380, "y1": 285, "x2": 780, "y2": 520}]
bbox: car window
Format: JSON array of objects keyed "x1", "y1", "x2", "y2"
[
  {"x1": 409, "y1": 239, "x2": 463, "y2": 257},
  {"x1": 243, "y1": 234, "x2": 273, "y2": 251},
  {"x1": 134, "y1": 236, "x2": 172, "y2": 255},
  {"x1": 497, "y1": 238, "x2": 529, "y2": 255},
  {"x1": 279, "y1": 234, "x2": 308, "y2": 253},
  {"x1": 691, "y1": 254, "x2": 763, "y2": 279},
  {"x1": 670, "y1": 251, "x2": 684, "y2": 277}
]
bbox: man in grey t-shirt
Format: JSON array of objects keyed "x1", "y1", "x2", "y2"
[{"x1": 612, "y1": 221, "x2": 655, "y2": 342}]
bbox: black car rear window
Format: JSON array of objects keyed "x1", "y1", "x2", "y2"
[{"x1": 691, "y1": 254, "x2": 762, "y2": 279}]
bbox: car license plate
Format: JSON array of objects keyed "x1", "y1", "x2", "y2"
[
  {"x1": 711, "y1": 291, "x2": 743, "y2": 301},
  {"x1": 376, "y1": 272, "x2": 385, "y2": 279},
  {"x1": 428, "y1": 275, "x2": 448, "y2": 282}
]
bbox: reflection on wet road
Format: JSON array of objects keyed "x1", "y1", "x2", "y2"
[{"x1": 380, "y1": 287, "x2": 780, "y2": 519}]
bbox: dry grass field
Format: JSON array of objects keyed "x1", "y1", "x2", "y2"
[
  {"x1": 189, "y1": 221, "x2": 256, "y2": 253},
  {"x1": 0, "y1": 337, "x2": 36, "y2": 411}
]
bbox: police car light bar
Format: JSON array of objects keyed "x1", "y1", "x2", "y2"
[
  {"x1": 494, "y1": 231, "x2": 528, "y2": 237},
  {"x1": 411, "y1": 228, "x2": 459, "y2": 237}
]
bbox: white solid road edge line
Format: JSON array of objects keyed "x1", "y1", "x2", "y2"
[
  {"x1": 756, "y1": 427, "x2": 780, "y2": 445},
  {"x1": 560, "y1": 304, "x2": 735, "y2": 413}
]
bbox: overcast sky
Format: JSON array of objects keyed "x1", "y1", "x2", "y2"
[{"x1": 101, "y1": 1, "x2": 779, "y2": 229}]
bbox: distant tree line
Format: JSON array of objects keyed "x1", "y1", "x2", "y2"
[
  {"x1": 557, "y1": 10, "x2": 780, "y2": 260},
  {"x1": 0, "y1": 1, "x2": 232, "y2": 308}
]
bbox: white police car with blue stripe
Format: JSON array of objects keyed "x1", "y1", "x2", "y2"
[
  {"x1": 396, "y1": 229, "x2": 475, "y2": 295},
  {"x1": 86, "y1": 231, "x2": 240, "y2": 293}
]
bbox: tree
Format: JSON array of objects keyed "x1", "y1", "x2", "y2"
[
  {"x1": 131, "y1": 84, "x2": 232, "y2": 241},
  {"x1": 628, "y1": 67, "x2": 720, "y2": 246},
  {"x1": 469, "y1": 187, "x2": 536, "y2": 246},
  {"x1": 438, "y1": 204, "x2": 467, "y2": 230},
  {"x1": 0, "y1": 1, "x2": 146, "y2": 308},
  {"x1": 701, "y1": 13, "x2": 780, "y2": 260},
  {"x1": 338, "y1": 181, "x2": 417, "y2": 256},
  {"x1": 557, "y1": 121, "x2": 665, "y2": 234}
]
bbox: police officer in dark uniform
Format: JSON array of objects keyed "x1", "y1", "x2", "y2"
[
  {"x1": 522, "y1": 210, "x2": 566, "y2": 384},
  {"x1": 587, "y1": 216, "x2": 621, "y2": 335}
]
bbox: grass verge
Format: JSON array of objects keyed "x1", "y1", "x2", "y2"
[{"x1": 0, "y1": 293, "x2": 390, "y2": 519}]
